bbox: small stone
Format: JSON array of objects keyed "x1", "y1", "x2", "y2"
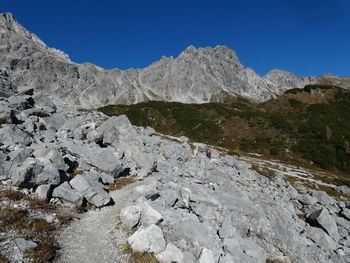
[{"x1": 15, "y1": 238, "x2": 37, "y2": 251}]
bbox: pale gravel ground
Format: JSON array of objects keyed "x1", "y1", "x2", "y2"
[{"x1": 54, "y1": 181, "x2": 145, "y2": 263}]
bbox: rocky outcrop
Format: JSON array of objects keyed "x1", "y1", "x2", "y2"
[{"x1": 1, "y1": 13, "x2": 349, "y2": 109}]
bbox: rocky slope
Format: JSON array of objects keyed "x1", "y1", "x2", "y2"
[
  {"x1": 1, "y1": 12, "x2": 349, "y2": 109},
  {"x1": 0, "y1": 74, "x2": 350, "y2": 263}
]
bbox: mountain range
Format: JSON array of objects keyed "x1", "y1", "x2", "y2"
[{"x1": 1, "y1": 12, "x2": 349, "y2": 108}]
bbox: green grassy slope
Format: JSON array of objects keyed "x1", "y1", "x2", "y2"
[{"x1": 98, "y1": 85, "x2": 350, "y2": 174}]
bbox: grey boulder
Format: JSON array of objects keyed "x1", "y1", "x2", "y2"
[
  {"x1": 198, "y1": 248, "x2": 215, "y2": 263},
  {"x1": 298, "y1": 194, "x2": 318, "y2": 206},
  {"x1": 11, "y1": 162, "x2": 43, "y2": 187},
  {"x1": 70, "y1": 174, "x2": 111, "y2": 207},
  {"x1": 307, "y1": 209, "x2": 340, "y2": 241},
  {"x1": 35, "y1": 163, "x2": 61, "y2": 185},
  {"x1": 62, "y1": 141, "x2": 123, "y2": 175},
  {"x1": 156, "y1": 243, "x2": 184, "y2": 263},
  {"x1": 94, "y1": 115, "x2": 143, "y2": 159},
  {"x1": 140, "y1": 201, "x2": 163, "y2": 226},
  {"x1": 120, "y1": 204, "x2": 142, "y2": 229},
  {"x1": 305, "y1": 226, "x2": 337, "y2": 251},
  {"x1": 127, "y1": 224, "x2": 166, "y2": 253},
  {"x1": 341, "y1": 208, "x2": 350, "y2": 220},
  {"x1": 33, "y1": 145, "x2": 67, "y2": 170},
  {"x1": 15, "y1": 238, "x2": 37, "y2": 252},
  {"x1": 35, "y1": 184, "x2": 51, "y2": 200},
  {"x1": 52, "y1": 181, "x2": 84, "y2": 206}
]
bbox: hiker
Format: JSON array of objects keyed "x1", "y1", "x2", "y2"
[{"x1": 206, "y1": 148, "x2": 212, "y2": 159}]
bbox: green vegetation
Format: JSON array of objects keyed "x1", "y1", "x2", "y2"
[
  {"x1": 284, "y1": 84, "x2": 339, "y2": 94},
  {"x1": 99, "y1": 85, "x2": 350, "y2": 174},
  {"x1": 0, "y1": 118, "x2": 6, "y2": 126}
]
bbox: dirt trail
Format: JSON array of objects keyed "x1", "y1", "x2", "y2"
[{"x1": 54, "y1": 181, "x2": 144, "y2": 263}]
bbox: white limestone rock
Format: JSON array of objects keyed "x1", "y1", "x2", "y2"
[{"x1": 127, "y1": 224, "x2": 166, "y2": 253}]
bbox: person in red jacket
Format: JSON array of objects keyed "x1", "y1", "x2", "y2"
[{"x1": 206, "y1": 148, "x2": 212, "y2": 159}]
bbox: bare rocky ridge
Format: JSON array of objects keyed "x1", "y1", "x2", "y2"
[{"x1": 1, "y1": 12, "x2": 349, "y2": 109}]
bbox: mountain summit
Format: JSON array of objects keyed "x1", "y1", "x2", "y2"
[{"x1": 0, "y1": 13, "x2": 348, "y2": 108}]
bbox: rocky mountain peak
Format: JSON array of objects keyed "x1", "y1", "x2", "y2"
[
  {"x1": 0, "y1": 13, "x2": 16, "y2": 26},
  {"x1": 0, "y1": 12, "x2": 349, "y2": 108}
]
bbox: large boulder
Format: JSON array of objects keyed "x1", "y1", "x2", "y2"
[
  {"x1": 70, "y1": 174, "x2": 111, "y2": 207},
  {"x1": 304, "y1": 227, "x2": 337, "y2": 251},
  {"x1": 337, "y1": 185, "x2": 350, "y2": 196},
  {"x1": 120, "y1": 204, "x2": 142, "y2": 229},
  {"x1": 156, "y1": 243, "x2": 184, "y2": 263},
  {"x1": 311, "y1": 191, "x2": 337, "y2": 207},
  {"x1": 93, "y1": 115, "x2": 143, "y2": 159},
  {"x1": 33, "y1": 145, "x2": 67, "y2": 170},
  {"x1": 127, "y1": 224, "x2": 166, "y2": 253},
  {"x1": 35, "y1": 184, "x2": 52, "y2": 200},
  {"x1": 0, "y1": 147, "x2": 33, "y2": 180},
  {"x1": 11, "y1": 162, "x2": 43, "y2": 187},
  {"x1": 52, "y1": 181, "x2": 84, "y2": 206},
  {"x1": 140, "y1": 201, "x2": 163, "y2": 226},
  {"x1": 298, "y1": 194, "x2": 318, "y2": 206},
  {"x1": 0, "y1": 125, "x2": 32, "y2": 147},
  {"x1": 198, "y1": 248, "x2": 215, "y2": 263},
  {"x1": 61, "y1": 141, "x2": 123, "y2": 175},
  {"x1": 307, "y1": 209, "x2": 340, "y2": 241},
  {"x1": 35, "y1": 163, "x2": 61, "y2": 185}
]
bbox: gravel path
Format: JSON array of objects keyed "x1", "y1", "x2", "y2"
[{"x1": 54, "y1": 181, "x2": 143, "y2": 263}]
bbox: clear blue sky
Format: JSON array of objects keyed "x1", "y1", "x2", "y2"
[{"x1": 3, "y1": 0, "x2": 350, "y2": 76}]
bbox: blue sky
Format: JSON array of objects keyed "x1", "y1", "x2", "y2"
[{"x1": 3, "y1": 0, "x2": 350, "y2": 76}]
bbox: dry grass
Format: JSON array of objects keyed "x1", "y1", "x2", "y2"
[
  {"x1": 68, "y1": 169, "x2": 84, "y2": 179},
  {"x1": 0, "y1": 196, "x2": 73, "y2": 263},
  {"x1": 19, "y1": 218, "x2": 55, "y2": 232},
  {"x1": 235, "y1": 180, "x2": 251, "y2": 188},
  {"x1": 284, "y1": 174, "x2": 349, "y2": 201},
  {"x1": 56, "y1": 213, "x2": 74, "y2": 226},
  {"x1": 123, "y1": 243, "x2": 160, "y2": 263},
  {"x1": 0, "y1": 207, "x2": 28, "y2": 226},
  {"x1": 251, "y1": 164, "x2": 277, "y2": 180},
  {"x1": 0, "y1": 254, "x2": 10, "y2": 263},
  {"x1": 25, "y1": 237, "x2": 56, "y2": 263},
  {"x1": 24, "y1": 196, "x2": 54, "y2": 211},
  {"x1": 0, "y1": 190, "x2": 24, "y2": 201},
  {"x1": 266, "y1": 259, "x2": 288, "y2": 263},
  {"x1": 108, "y1": 177, "x2": 135, "y2": 191}
]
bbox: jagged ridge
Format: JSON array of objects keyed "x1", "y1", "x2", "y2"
[{"x1": 0, "y1": 12, "x2": 349, "y2": 109}]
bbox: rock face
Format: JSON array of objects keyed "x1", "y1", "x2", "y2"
[{"x1": 1, "y1": 12, "x2": 349, "y2": 109}]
